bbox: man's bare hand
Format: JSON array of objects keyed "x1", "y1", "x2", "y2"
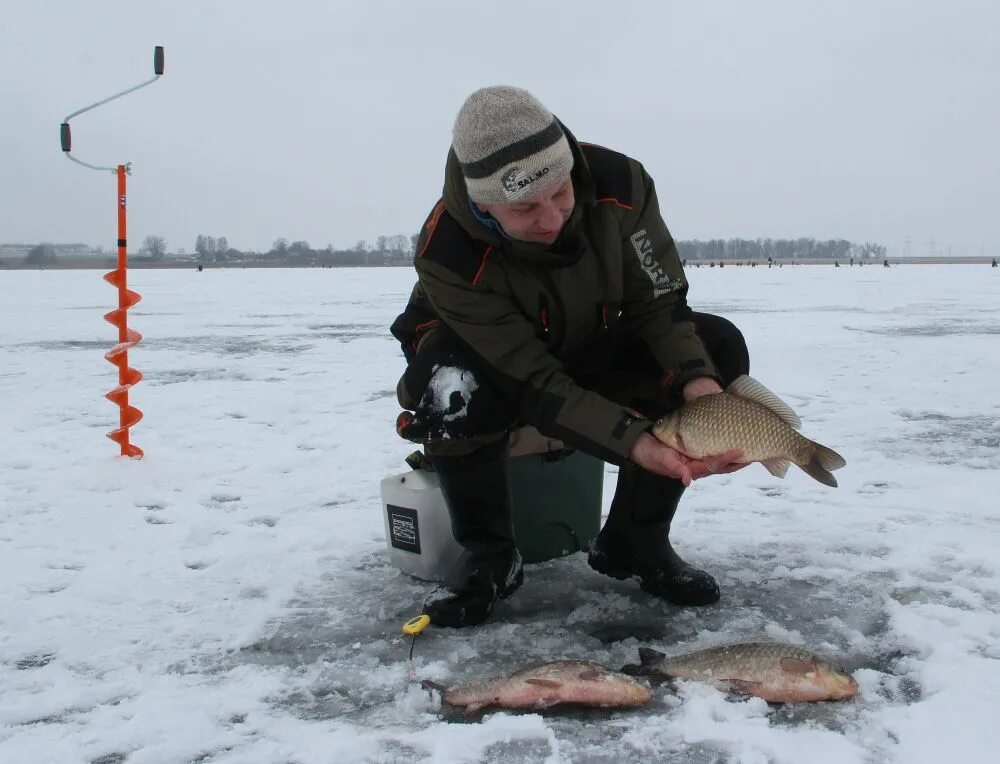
[
  {"x1": 682, "y1": 376, "x2": 724, "y2": 402},
  {"x1": 628, "y1": 432, "x2": 745, "y2": 486}
]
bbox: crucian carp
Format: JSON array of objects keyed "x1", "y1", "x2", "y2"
[
  {"x1": 623, "y1": 641, "x2": 859, "y2": 703},
  {"x1": 423, "y1": 660, "x2": 652, "y2": 715},
  {"x1": 652, "y1": 375, "x2": 846, "y2": 486}
]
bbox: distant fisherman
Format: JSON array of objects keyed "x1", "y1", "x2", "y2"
[{"x1": 391, "y1": 86, "x2": 750, "y2": 628}]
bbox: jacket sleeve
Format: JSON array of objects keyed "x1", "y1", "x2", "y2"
[
  {"x1": 415, "y1": 255, "x2": 651, "y2": 464},
  {"x1": 619, "y1": 163, "x2": 720, "y2": 400},
  {"x1": 389, "y1": 283, "x2": 440, "y2": 363}
]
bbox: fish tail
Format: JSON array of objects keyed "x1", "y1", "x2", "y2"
[
  {"x1": 638, "y1": 647, "x2": 666, "y2": 666},
  {"x1": 800, "y1": 442, "x2": 843, "y2": 487},
  {"x1": 814, "y1": 442, "x2": 846, "y2": 471},
  {"x1": 622, "y1": 647, "x2": 666, "y2": 675}
]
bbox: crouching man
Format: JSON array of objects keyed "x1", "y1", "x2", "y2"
[{"x1": 390, "y1": 86, "x2": 749, "y2": 628}]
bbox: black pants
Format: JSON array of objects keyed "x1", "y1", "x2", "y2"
[{"x1": 397, "y1": 313, "x2": 750, "y2": 455}]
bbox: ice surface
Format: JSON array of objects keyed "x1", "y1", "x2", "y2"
[{"x1": 1, "y1": 265, "x2": 998, "y2": 763}]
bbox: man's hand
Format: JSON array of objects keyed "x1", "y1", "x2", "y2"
[
  {"x1": 629, "y1": 432, "x2": 744, "y2": 486},
  {"x1": 682, "y1": 376, "x2": 724, "y2": 402},
  {"x1": 629, "y1": 432, "x2": 746, "y2": 486}
]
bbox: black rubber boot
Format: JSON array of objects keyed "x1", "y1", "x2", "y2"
[
  {"x1": 588, "y1": 466, "x2": 720, "y2": 606},
  {"x1": 422, "y1": 439, "x2": 524, "y2": 628}
]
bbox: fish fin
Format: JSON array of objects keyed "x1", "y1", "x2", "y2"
[
  {"x1": 780, "y1": 657, "x2": 817, "y2": 674},
  {"x1": 420, "y1": 679, "x2": 446, "y2": 695},
  {"x1": 723, "y1": 678, "x2": 766, "y2": 697},
  {"x1": 464, "y1": 701, "x2": 488, "y2": 715},
  {"x1": 727, "y1": 375, "x2": 802, "y2": 429},
  {"x1": 621, "y1": 663, "x2": 672, "y2": 687},
  {"x1": 524, "y1": 678, "x2": 562, "y2": 689},
  {"x1": 761, "y1": 458, "x2": 791, "y2": 479},
  {"x1": 638, "y1": 647, "x2": 667, "y2": 666},
  {"x1": 800, "y1": 452, "x2": 838, "y2": 487},
  {"x1": 622, "y1": 647, "x2": 666, "y2": 676},
  {"x1": 814, "y1": 442, "x2": 846, "y2": 471}
]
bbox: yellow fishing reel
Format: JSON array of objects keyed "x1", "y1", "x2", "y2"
[
  {"x1": 403, "y1": 614, "x2": 430, "y2": 636},
  {"x1": 403, "y1": 614, "x2": 431, "y2": 669}
]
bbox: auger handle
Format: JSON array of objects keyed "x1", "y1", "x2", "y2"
[{"x1": 60, "y1": 45, "x2": 165, "y2": 172}]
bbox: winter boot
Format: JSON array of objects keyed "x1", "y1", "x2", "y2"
[
  {"x1": 422, "y1": 439, "x2": 524, "y2": 627},
  {"x1": 588, "y1": 466, "x2": 720, "y2": 606}
]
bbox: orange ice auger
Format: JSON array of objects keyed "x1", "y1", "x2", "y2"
[
  {"x1": 60, "y1": 46, "x2": 165, "y2": 458},
  {"x1": 102, "y1": 165, "x2": 144, "y2": 457}
]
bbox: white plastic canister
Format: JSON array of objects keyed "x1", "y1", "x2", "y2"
[{"x1": 379, "y1": 468, "x2": 464, "y2": 582}]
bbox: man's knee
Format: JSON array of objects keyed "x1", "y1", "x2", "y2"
[
  {"x1": 426, "y1": 431, "x2": 508, "y2": 458},
  {"x1": 396, "y1": 329, "x2": 515, "y2": 446},
  {"x1": 693, "y1": 312, "x2": 750, "y2": 385},
  {"x1": 397, "y1": 375, "x2": 417, "y2": 410}
]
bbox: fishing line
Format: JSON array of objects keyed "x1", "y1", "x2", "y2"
[{"x1": 402, "y1": 614, "x2": 430, "y2": 678}]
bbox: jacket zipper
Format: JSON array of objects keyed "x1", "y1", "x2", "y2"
[{"x1": 536, "y1": 270, "x2": 566, "y2": 351}]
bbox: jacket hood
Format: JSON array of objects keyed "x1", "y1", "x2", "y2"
[{"x1": 441, "y1": 121, "x2": 597, "y2": 267}]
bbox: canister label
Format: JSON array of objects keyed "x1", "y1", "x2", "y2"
[{"x1": 387, "y1": 504, "x2": 421, "y2": 554}]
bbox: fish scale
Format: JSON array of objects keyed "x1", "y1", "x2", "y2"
[
  {"x1": 624, "y1": 641, "x2": 860, "y2": 703},
  {"x1": 433, "y1": 659, "x2": 652, "y2": 714},
  {"x1": 652, "y1": 375, "x2": 846, "y2": 486},
  {"x1": 677, "y1": 394, "x2": 813, "y2": 463},
  {"x1": 658, "y1": 641, "x2": 825, "y2": 676}
]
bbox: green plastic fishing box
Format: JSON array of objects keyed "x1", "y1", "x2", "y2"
[
  {"x1": 380, "y1": 448, "x2": 605, "y2": 581},
  {"x1": 509, "y1": 449, "x2": 604, "y2": 563}
]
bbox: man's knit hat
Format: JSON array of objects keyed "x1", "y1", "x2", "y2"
[{"x1": 452, "y1": 86, "x2": 574, "y2": 205}]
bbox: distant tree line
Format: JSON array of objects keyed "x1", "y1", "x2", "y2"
[
  {"x1": 19, "y1": 234, "x2": 887, "y2": 266},
  {"x1": 25, "y1": 244, "x2": 58, "y2": 265},
  {"x1": 140, "y1": 235, "x2": 167, "y2": 259},
  {"x1": 676, "y1": 238, "x2": 886, "y2": 262},
  {"x1": 186, "y1": 234, "x2": 885, "y2": 265},
  {"x1": 191, "y1": 233, "x2": 419, "y2": 266}
]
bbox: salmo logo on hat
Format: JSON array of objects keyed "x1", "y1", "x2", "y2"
[
  {"x1": 502, "y1": 166, "x2": 551, "y2": 196},
  {"x1": 501, "y1": 167, "x2": 522, "y2": 194}
]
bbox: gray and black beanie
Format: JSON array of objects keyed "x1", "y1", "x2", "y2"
[{"x1": 452, "y1": 86, "x2": 574, "y2": 205}]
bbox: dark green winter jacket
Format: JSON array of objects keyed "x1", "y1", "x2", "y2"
[{"x1": 391, "y1": 127, "x2": 718, "y2": 465}]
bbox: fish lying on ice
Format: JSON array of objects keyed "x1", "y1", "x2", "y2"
[
  {"x1": 652, "y1": 375, "x2": 847, "y2": 486},
  {"x1": 424, "y1": 660, "x2": 652, "y2": 715},
  {"x1": 622, "y1": 641, "x2": 859, "y2": 703}
]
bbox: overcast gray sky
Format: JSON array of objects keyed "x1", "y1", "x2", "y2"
[{"x1": 3, "y1": 1, "x2": 998, "y2": 256}]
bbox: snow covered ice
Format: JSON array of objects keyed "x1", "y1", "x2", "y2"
[{"x1": 1, "y1": 265, "x2": 998, "y2": 763}]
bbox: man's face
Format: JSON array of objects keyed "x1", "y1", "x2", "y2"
[{"x1": 477, "y1": 176, "x2": 575, "y2": 245}]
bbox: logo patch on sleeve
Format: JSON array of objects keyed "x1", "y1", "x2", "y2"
[
  {"x1": 612, "y1": 412, "x2": 639, "y2": 440},
  {"x1": 630, "y1": 229, "x2": 685, "y2": 297}
]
